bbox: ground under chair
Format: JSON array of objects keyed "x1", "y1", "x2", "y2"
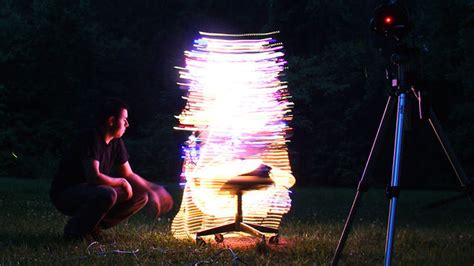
[{"x1": 195, "y1": 165, "x2": 280, "y2": 245}]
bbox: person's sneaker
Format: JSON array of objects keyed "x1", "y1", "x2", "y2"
[{"x1": 88, "y1": 227, "x2": 103, "y2": 241}]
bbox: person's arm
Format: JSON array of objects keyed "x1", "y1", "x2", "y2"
[
  {"x1": 116, "y1": 161, "x2": 173, "y2": 216},
  {"x1": 83, "y1": 158, "x2": 133, "y2": 199},
  {"x1": 116, "y1": 161, "x2": 153, "y2": 192}
]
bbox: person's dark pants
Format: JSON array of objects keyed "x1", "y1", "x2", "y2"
[{"x1": 51, "y1": 184, "x2": 148, "y2": 237}]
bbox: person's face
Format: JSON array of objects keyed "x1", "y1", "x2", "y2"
[{"x1": 110, "y1": 108, "x2": 129, "y2": 138}]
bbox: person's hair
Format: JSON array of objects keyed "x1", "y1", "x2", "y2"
[{"x1": 96, "y1": 97, "x2": 129, "y2": 125}]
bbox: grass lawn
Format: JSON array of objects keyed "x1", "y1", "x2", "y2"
[{"x1": 0, "y1": 177, "x2": 473, "y2": 265}]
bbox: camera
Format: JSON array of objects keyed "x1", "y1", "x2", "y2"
[{"x1": 370, "y1": 2, "x2": 412, "y2": 41}]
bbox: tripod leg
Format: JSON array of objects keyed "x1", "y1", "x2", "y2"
[
  {"x1": 331, "y1": 96, "x2": 396, "y2": 266},
  {"x1": 385, "y1": 93, "x2": 407, "y2": 266},
  {"x1": 427, "y1": 108, "x2": 474, "y2": 203}
]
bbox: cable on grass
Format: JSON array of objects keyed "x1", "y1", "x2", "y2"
[
  {"x1": 63, "y1": 241, "x2": 140, "y2": 263},
  {"x1": 192, "y1": 248, "x2": 247, "y2": 265},
  {"x1": 87, "y1": 241, "x2": 140, "y2": 260}
]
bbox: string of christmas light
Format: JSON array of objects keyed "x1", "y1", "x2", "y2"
[{"x1": 172, "y1": 32, "x2": 295, "y2": 240}]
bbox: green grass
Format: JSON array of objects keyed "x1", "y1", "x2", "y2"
[{"x1": 0, "y1": 177, "x2": 473, "y2": 265}]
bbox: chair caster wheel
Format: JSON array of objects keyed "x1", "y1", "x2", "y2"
[
  {"x1": 269, "y1": 234, "x2": 279, "y2": 244},
  {"x1": 196, "y1": 236, "x2": 206, "y2": 246},
  {"x1": 214, "y1": 233, "x2": 224, "y2": 243},
  {"x1": 256, "y1": 236, "x2": 267, "y2": 250}
]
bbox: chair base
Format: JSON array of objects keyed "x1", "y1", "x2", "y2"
[
  {"x1": 196, "y1": 221, "x2": 278, "y2": 242},
  {"x1": 195, "y1": 174, "x2": 279, "y2": 244}
]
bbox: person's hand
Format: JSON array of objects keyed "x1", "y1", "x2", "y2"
[
  {"x1": 148, "y1": 185, "x2": 173, "y2": 218},
  {"x1": 120, "y1": 178, "x2": 133, "y2": 200}
]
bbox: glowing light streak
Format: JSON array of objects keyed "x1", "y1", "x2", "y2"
[{"x1": 171, "y1": 32, "x2": 295, "y2": 240}]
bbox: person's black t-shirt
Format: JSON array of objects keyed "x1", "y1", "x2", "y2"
[{"x1": 50, "y1": 128, "x2": 129, "y2": 199}]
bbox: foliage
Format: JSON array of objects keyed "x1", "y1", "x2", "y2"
[
  {"x1": 0, "y1": 0, "x2": 473, "y2": 186},
  {"x1": 125, "y1": 114, "x2": 184, "y2": 182},
  {"x1": 287, "y1": 41, "x2": 388, "y2": 185}
]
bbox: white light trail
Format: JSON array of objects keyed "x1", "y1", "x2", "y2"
[{"x1": 172, "y1": 32, "x2": 295, "y2": 240}]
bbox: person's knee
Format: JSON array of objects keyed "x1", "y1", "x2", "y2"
[{"x1": 95, "y1": 185, "x2": 118, "y2": 207}]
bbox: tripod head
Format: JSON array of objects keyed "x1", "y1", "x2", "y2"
[
  {"x1": 370, "y1": 1, "x2": 425, "y2": 116},
  {"x1": 370, "y1": 1, "x2": 413, "y2": 86}
]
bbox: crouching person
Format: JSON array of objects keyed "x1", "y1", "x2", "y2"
[{"x1": 50, "y1": 98, "x2": 173, "y2": 240}]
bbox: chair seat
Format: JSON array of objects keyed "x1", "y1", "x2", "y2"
[{"x1": 221, "y1": 176, "x2": 274, "y2": 193}]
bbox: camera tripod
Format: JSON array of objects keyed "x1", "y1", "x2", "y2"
[{"x1": 331, "y1": 50, "x2": 474, "y2": 266}]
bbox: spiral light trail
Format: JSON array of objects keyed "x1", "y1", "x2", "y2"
[{"x1": 172, "y1": 31, "x2": 295, "y2": 240}]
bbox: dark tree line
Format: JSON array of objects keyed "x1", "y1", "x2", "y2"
[{"x1": 1, "y1": 0, "x2": 472, "y2": 187}]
